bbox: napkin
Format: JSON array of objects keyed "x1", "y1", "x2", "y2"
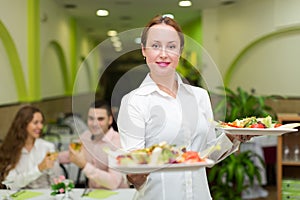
[
  {"x1": 11, "y1": 190, "x2": 43, "y2": 200},
  {"x1": 85, "y1": 189, "x2": 118, "y2": 199}
]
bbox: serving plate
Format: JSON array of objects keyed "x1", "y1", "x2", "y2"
[
  {"x1": 110, "y1": 159, "x2": 215, "y2": 174},
  {"x1": 216, "y1": 127, "x2": 298, "y2": 136}
]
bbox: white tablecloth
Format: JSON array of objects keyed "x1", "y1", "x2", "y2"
[{"x1": 0, "y1": 188, "x2": 136, "y2": 200}]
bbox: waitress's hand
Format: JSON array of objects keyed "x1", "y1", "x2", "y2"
[
  {"x1": 126, "y1": 174, "x2": 149, "y2": 190},
  {"x1": 226, "y1": 134, "x2": 255, "y2": 143},
  {"x1": 38, "y1": 153, "x2": 56, "y2": 172}
]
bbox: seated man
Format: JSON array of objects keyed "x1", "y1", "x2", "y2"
[{"x1": 59, "y1": 100, "x2": 128, "y2": 189}]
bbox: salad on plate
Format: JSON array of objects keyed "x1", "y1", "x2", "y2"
[
  {"x1": 216, "y1": 116, "x2": 300, "y2": 136},
  {"x1": 109, "y1": 142, "x2": 216, "y2": 173},
  {"x1": 116, "y1": 142, "x2": 205, "y2": 166},
  {"x1": 217, "y1": 116, "x2": 281, "y2": 128}
]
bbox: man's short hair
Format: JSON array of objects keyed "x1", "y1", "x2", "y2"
[{"x1": 89, "y1": 100, "x2": 112, "y2": 116}]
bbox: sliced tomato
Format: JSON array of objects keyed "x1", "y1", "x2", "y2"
[
  {"x1": 274, "y1": 123, "x2": 282, "y2": 128},
  {"x1": 222, "y1": 122, "x2": 241, "y2": 128},
  {"x1": 182, "y1": 151, "x2": 202, "y2": 163},
  {"x1": 227, "y1": 123, "x2": 241, "y2": 128},
  {"x1": 250, "y1": 123, "x2": 265, "y2": 128}
]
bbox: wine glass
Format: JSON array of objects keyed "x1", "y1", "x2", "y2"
[
  {"x1": 1, "y1": 180, "x2": 14, "y2": 200},
  {"x1": 283, "y1": 145, "x2": 290, "y2": 161},
  {"x1": 294, "y1": 131, "x2": 300, "y2": 161},
  {"x1": 294, "y1": 145, "x2": 300, "y2": 161},
  {"x1": 61, "y1": 179, "x2": 73, "y2": 200},
  {"x1": 46, "y1": 151, "x2": 59, "y2": 177},
  {"x1": 70, "y1": 138, "x2": 82, "y2": 151}
]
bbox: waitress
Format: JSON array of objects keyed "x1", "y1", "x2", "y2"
[{"x1": 117, "y1": 15, "x2": 247, "y2": 200}]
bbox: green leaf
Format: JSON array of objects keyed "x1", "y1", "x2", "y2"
[
  {"x1": 235, "y1": 165, "x2": 244, "y2": 193},
  {"x1": 238, "y1": 87, "x2": 247, "y2": 106},
  {"x1": 216, "y1": 167, "x2": 228, "y2": 185},
  {"x1": 51, "y1": 192, "x2": 57, "y2": 196},
  {"x1": 243, "y1": 159, "x2": 255, "y2": 185},
  {"x1": 253, "y1": 167, "x2": 262, "y2": 184},
  {"x1": 226, "y1": 159, "x2": 236, "y2": 182},
  {"x1": 213, "y1": 86, "x2": 276, "y2": 122},
  {"x1": 214, "y1": 97, "x2": 227, "y2": 114},
  {"x1": 208, "y1": 166, "x2": 219, "y2": 182}
]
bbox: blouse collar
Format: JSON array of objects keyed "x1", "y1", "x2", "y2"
[{"x1": 134, "y1": 73, "x2": 193, "y2": 96}]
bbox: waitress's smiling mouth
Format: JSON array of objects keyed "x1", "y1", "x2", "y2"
[{"x1": 156, "y1": 61, "x2": 170, "y2": 67}]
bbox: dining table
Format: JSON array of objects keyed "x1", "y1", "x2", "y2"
[{"x1": 0, "y1": 188, "x2": 136, "y2": 200}]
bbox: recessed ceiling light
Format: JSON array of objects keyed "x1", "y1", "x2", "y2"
[
  {"x1": 107, "y1": 30, "x2": 118, "y2": 37},
  {"x1": 134, "y1": 37, "x2": 141, "y2": 44},
  {"x1": 110, "y1": 36, "x2": 120, "y2": 42},
  {"x1": 96, "y1": 9, "x2": 109, "y2": 16},
  {"x1": 115, "y1": 47, "x2": 122, "y2": 52},
  {"x1": 162, "y1": 14, "x2": 174, "y2": 19},
  {"x1": 178, "y1": 0, "x2": 192, "y2": 7},
  {"x1": 112, "y1": 41, "x2": 122, "y2": 48}
]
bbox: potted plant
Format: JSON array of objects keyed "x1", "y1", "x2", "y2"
[
  {"x1": 213, "y1": 86, "x2": 276, "y2": 122},
  {"x1": 208, "y1": 150, "x2": 264, "y2": 200},
  {"x1": 208, "y1": 87, "x2": 276, "y2": 199}
]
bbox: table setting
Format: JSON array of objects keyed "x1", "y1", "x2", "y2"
[{"x1": 0, "y1": 188, "x2": 135, "y2": 200}]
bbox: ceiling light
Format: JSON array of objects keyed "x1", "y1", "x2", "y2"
[
  {"x1": 134, "y1": 37, "x2": 141, "y2": 44},
  {"x1": 96, "y1": 9, "x2": 109, "y2": 16},
  {"x1": 162, "y1": 14, "x2": 174, "y2": 19},
  {"x1": 107, "y1": 30, "x2": 117, "y2": 37},
  {"x1": 112, "y1": 41, "x2": 122, "y2": 48},
  {"x1": 178, "y1": 0, "x2": 192, "y2": 7},
  {"x1": 115, "y1": 47, "x2": 122, "y2": 52},
  {"x1": 110, "y1": 36, "x2": 120, "y2": 42}
]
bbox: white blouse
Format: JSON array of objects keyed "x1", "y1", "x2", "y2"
[
  {"x1": 117, "y1": 73, "x2": 239, "y2": 200},
  {"x1": 5, "y1": 138, "x2": 62, "y2": 190}
]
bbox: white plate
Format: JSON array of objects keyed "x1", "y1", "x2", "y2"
[
  {"x1": 110, "y1": 159, "x2": 215, "y2": 174},
  {"x1": 216, "y1": 127, "x2": 298, "y2": 136}
]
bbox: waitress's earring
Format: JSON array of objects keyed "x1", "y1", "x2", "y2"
[{"x1": 143, "y1": 57, "x2": 146, "y2": 60}]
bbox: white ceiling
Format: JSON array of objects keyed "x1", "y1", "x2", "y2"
[{"x1": 53, "y1": 0, "x2": 237, "y2": 43}]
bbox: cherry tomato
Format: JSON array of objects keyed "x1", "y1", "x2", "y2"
[{"x1": 250, "y1": 123, "x2": 265, "y2": 128}]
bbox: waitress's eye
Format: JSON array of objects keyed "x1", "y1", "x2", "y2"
[
  {"x1": 152, "y1": 44, "x2": 160, "y2": 49},
  {"x1": 167, "y1": 43, "x2": 178, "y2": 51}
]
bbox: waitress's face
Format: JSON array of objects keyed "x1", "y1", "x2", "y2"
[
  {"x1": 26, "y1": 112, "x2": 44, "y2": 139},
  {"x1": 142, "y1": 23, "x2": 181, "y2": 77}
]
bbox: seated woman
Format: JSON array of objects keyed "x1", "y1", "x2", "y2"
[{"x1": 0, "y1": 105, "x2": 62, "y2": 189}]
